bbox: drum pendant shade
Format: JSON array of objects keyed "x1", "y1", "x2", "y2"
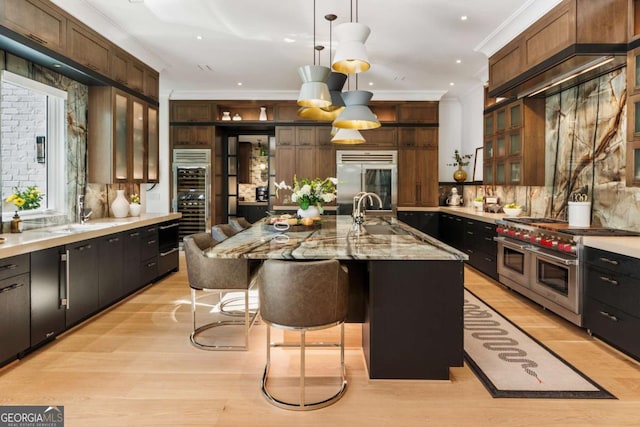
[
  {"x1": 297, "y1": 65, "x2": 332, "y2": 108},
  {"x1": 332, "y1": 22, "x2": 371, "y2": 74},
  {"x1": 324, "y1": 72, "x2": 347, "y2": 111},
  {"x1": 331, "y1": 128, "x2": 366, "y2": 144},
  {"x1": 298, "y1": 106, "x2": 344, "y2": 121},
  {"x1": 297, "y1": 72, "x2": 346, "y2": 120},
  {"x1": 333, "y1": 90, "x2": 380, "y2": 130}
]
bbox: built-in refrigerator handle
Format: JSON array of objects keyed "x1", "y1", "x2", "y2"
[
  {"x1": 205, "y1": 164, "x2": 211, "y2": 230},
  {"x1": 60, "y1": 250, "x2": 69, "y2": 309}
]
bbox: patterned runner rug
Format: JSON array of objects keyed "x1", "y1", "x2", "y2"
[{"x1": 464, "y1": 289, "x2": 615, "y2": 399}]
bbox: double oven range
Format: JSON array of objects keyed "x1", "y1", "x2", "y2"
[{"x1": 495, "y1": 217, "x2": 640, "y2": 326}]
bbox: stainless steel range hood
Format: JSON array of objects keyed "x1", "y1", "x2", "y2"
[{"x1": 488, "y1": 44, "x2": 627, "y2": 99}]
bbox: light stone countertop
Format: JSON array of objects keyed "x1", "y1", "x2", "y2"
[
  {"x1": 0, "y1": 213, "x2": 181, "y2": 258},
  {"x1": 205, "y1": 215, "x2": 467, "y2": 261},
  {"x1": 581, "y1": 236, "x2": 640, "y2": 259}
]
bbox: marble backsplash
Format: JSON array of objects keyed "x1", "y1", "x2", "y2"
[{"x1": 463, "y1": 67, "x2": 640, "y2": 231}]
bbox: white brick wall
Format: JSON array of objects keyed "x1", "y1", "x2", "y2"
[{"x1": 1, "y1": 83, "x2": 47, "y2": 209}]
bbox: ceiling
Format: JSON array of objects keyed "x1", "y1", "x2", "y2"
[{"x1": 51, "y1": 0, "x2": 562, "y2": 101}]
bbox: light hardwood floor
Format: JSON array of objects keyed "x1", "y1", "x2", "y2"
[{"x1": 1, "y1": 254, "x2": 639, "y2": 426}]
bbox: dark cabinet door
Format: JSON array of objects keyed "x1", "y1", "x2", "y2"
[
  {"x1": 98, "y1": 233, "x2": 124, "y2": 308},
  {"x1": 158, "y1": 220, "x2": 180, "y2": 277},
  {"x1": 0, "y1": 273, "x2": 30, "y2": 364},
  {"x1": 439, "y1": 214, "x2": 464, "y2": 250},
  {"x1": 65, "y1": 239, "x2": 100, "y2": 327},
  {"x1": 30, "y1": 246, "x2": 65, "y2": 347},
  {"x1": 123, "y1": 228, "x2": 143, "y2": 294}
]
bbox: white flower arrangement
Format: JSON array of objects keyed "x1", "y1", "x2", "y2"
[{"x1": 274, "y1": 176, "x2": 338, "y2": 210}]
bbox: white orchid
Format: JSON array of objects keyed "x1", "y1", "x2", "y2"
[{"x1": 275, "y1": 176, "x2": 337, "y2": 211}]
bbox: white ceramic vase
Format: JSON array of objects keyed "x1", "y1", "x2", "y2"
[
  {"x1": 297, "y1": 205, "x2": 320, "y2": 219},
  {"x1": 111, "y1": 189, "x2": 129, "y2": 218},
  {"x1": 129, "y1": 202, "x2": 141, "y2": 217}
]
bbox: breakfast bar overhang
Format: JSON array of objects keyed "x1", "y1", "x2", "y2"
[{"x1": 205, "y1": 216, "x2": 467, "y2": 380}]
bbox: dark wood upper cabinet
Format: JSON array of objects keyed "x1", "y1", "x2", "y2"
[
  {"x1": 0, "y1": 0, "x2": 67, "y2": 53},
  {"x1": 170, "y1": 101, "x2": 216, "y2": 122},
  {"x1": 66, "y1": 21, "x2": 110, "y2": 75}
]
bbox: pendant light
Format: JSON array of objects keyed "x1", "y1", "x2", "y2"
[
  {"x1": 333, "y1": 81, "x2": 380, "y2": 130},
  {"x1": 297, "y1": 0, "x2": 331, "y2": 108},
  {"x1": 331, "y1": 128, "x2": 365, "y2": 144},
  {"x1": 298, "y1": 15, "x2": 346, "y2": 120},
  {"x1": 332, "y1": 0, "x2": 370, "y2": 74}
]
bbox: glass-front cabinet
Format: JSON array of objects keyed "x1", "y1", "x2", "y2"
[
  {"x1": 132, "y1": 99, "x2": 145, "y2": 181},
  {"x1": 147, "y1": 107, "x2": 159, "y2": 183},
  {"x1": 627, "y1": 46, "x2": 640, "y2": 186},
  {"x1": 88, "y1": 87, "x2": 159, "y2": 184},
  {"x1": 483, "y1": 98, "x2": 544, "y2": 186}
]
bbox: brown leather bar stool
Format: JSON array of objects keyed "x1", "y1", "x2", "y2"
[
  {"x1": 257, "y1": 259, "x2": 349, "y2": 410},
  {"x1": 211, "y1": 223, "x2": 238, "y2": 242},
  {"x1": 183, "y1": 232, "x2": 260, "y2": 350},
  {"x1": 229, "y1": 217, "x2": 252, "y2": 232}
]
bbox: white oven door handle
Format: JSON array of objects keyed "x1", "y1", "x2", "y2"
[
  {"x1": 494, "y1": 236, "x2": 533, "y2": 251},
  {"x1": 529, "y1": 247, "x2": 578, "y2": 266}
]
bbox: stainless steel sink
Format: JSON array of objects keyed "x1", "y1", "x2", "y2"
[{"x1": 47, "y1": 222, "x2": 127, "y2": 234}]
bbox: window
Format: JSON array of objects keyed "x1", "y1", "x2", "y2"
[{"x1": 1, "y1": 70, "x2": 67, "y2": 220}]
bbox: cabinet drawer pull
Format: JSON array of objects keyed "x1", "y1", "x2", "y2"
[
  {"x1": 147, "y1": 240, "x2": 157, "y2": 245},
  {"x1": 159, "y1": 223, "x2": 180, "y2": 230},
  {"x1": 599, "y1": 257, "x2": 619, "y2": 266},
  {"x1": 76, "y1": 244, "x2": 92, "y2": 251},
  {"x1": 484, "y1": 237, "x2": 493, "y2": 242},
  {"x1": 466, "y1": 231, "x2": 474, "y2": 236},
  {"x1": 147, "y1": 261, "x2": 157, "y2": 268},
  {"x1": 599, "y1": 276, "x2": 619, "y2": 286},
  {"x1": 0, "y1": 282, "x2": 25, "y2": 294},
  {"x1": 160, "y1": 248, "x2": 179, "y2": 257},
  {"x1": 108, "y1": 237, "x2": 120, "y2": 243},
  {"x1": 599, "y1": 310, "x2": 618, "y2": 322},
  {"x1": 129, "y1": 232, "x2": 141, "y2": 237},
  {"x1": 0, "y1": 263, "x2": 18, "y2": 272},
  {"x1": 46, "y1": 332, "x2": 55, "y2": 338},
  {"x1": 484, "y1": 257, "x2": 493, "y2": 262},
  {"x1": 27, "y1": 33, "x2": 47, "y2": 44}
]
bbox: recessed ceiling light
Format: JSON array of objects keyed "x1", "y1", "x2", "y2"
[
  {"x1": 449, "y1": 82, "x2": 455, "y2": 86},
  {"x1": 456, "y1": 59, "x2": 462, "y2": 64},
  {"x1": 460, "y1": 15, "x2": 468, "y2": 21},
  {"x1": 284, "y1": 37, "x2": 296, "y2": 43},
  {"x1": 368, "y1": 82, "x2": 374, "y2": 86},
  {"x1": 237, "y1": 82, "x2": 243, "y2": 86},
  {"x1": 196, "y1": 35, "x2": 203, "y2": 40}
]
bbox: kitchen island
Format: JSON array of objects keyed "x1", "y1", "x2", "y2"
[{"x1": 206, "y1": 215, "x2": 467, "y2": 380}]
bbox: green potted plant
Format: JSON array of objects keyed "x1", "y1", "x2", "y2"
[
  {"x1": 473, "y1": 196, "x2": 484, "y2": 211},
  {"x1": 447, "y1": 150, "x2": 473, "y2": 182}
]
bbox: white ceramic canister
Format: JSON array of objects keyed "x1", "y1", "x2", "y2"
[{"x1": 568, "y1": 201, "x2": 591, "y2": 227}]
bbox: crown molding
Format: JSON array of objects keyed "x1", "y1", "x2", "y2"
[{"x1": 474, "y1": 0, "x2": 563, "y2": 58}]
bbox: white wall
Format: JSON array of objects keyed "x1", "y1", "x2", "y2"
[
  {"x1": 438, "y1": 98, "x2": 462, "y2": 182},
  {"x1": 143, "y1": 81, "x2": 171, "y2": 213},
  {"x1": 459, "y1": 83, "x2": 486, "y2": 181}
]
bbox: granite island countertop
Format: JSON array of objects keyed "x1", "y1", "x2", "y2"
[{"x1": 205, "y1": 215, "x2": 467, "y2": 261}]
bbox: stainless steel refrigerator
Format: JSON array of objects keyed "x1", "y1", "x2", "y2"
[
  {"x1": 172, "y1": 149, "x2": 211, "y2": 241},
  {"x1": 336, "y1": 150, "x2": 397, "y2": 215}
]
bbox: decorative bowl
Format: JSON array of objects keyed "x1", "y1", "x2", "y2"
[{"x1": 503, "y1": 207, "x2": 523, "y2": 217}]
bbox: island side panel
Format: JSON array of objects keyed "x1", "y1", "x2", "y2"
[{"x1": 364, "y1": 260, "x2": 464, "y2": 379}]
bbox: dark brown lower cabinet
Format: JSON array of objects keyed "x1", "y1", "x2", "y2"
[{"x1": 584, "y1": 247, "x2": 640, "y2": 361}]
